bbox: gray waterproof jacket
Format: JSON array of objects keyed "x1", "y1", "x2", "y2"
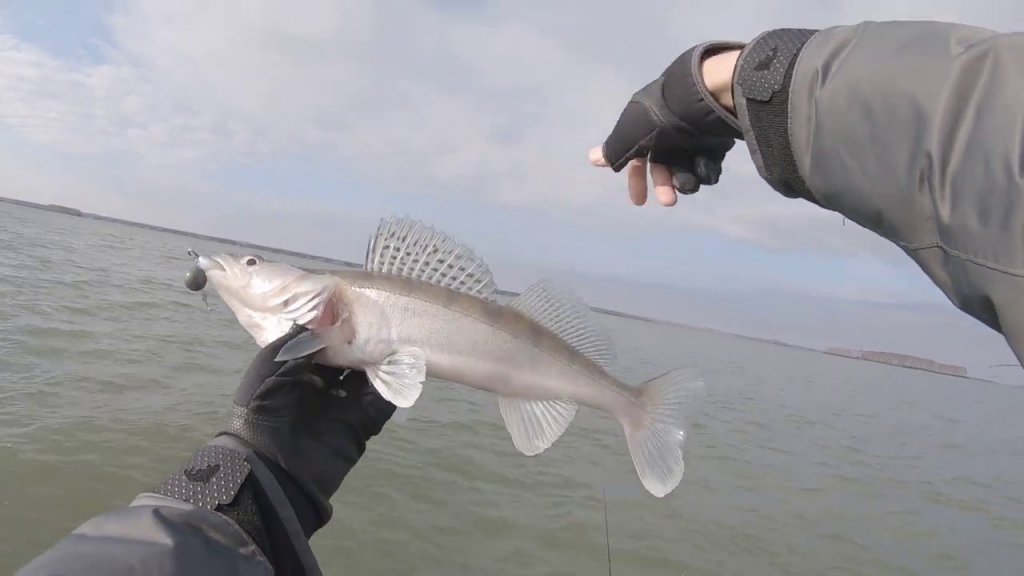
[
  {"x1": 16, "y1": 19, "x2": 1024, "y2": 576},
  {"x1": 732, "y1": 21, "x2": 1024, "y2": 365}
]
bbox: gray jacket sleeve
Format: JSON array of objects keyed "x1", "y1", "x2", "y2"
[
  {"x1": 15, "y1": 436, "x2": 323, "y2": 576},
  {"x1": 731, "y1": 21, "x2": 1024, "y2": 364}
]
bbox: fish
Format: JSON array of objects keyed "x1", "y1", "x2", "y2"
[{"x1": 191, "y1": 216, "x2": 705, "y2": 497}]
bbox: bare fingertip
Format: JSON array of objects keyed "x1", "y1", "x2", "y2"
[
  {"x1": 653, "y1": 184, "x2": 677, "y2": 206},
  {"x1": 588, "y1": 146, "x2": 609, "y2": 167}
]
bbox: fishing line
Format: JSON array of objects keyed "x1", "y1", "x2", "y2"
[{"x1": 603, "y1": 487, "x2": 613, "y2": 576}]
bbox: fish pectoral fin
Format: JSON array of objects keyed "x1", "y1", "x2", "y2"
[
  {"x1": 364, "y1": 348, "x2": 427, "y2": 409},
  {"x1": 498, "y1": 396, "x2": 578, "y2": 456},
  {"x1": 274, "y1": 330, "x2": 328, "y2": 362}
]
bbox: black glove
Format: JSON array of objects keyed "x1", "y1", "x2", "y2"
[
  {"x1": 600, "y1": 41, "x2": 745, "y2": 194},
  {"x1": 218, "y1": 325, "x2": 396, "y2": 536}
]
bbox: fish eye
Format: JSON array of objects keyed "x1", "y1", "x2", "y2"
[{"x1": 243, "y1": 255, "x2": 263, "y2": 267}]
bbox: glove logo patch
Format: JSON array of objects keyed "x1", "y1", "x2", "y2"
[
  {"x1": 153, "y1": 445, "x2": 251, "y2": 510},
  {"x1": 753, "y1": 46, "x2": 778, "y2": 72},
  {"x1": 184, "y1": 463, "x2": 221, "y2": 484}
]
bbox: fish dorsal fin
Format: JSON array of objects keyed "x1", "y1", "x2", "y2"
[
  {"x1": 508, "y1": 279, "x2": 615, "y2": 369},
  {"x1": 364, "y1": 216, "x2": 497, "y2": 301}
]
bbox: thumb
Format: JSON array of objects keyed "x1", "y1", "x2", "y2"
[
  {"x1": 599, "y1": 89, "x2": 663, "y2": 172},
  {"x1": 239, "y1": 325, "x2": 311, "y2": 393}
]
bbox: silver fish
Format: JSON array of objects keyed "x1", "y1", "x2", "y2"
[{"x1": 193, "y1": 216, "x2": 704, "y2": 497}]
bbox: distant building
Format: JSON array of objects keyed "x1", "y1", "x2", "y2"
[{"x1": 824, "y1": 347, "x2": 968, "y2": 377}]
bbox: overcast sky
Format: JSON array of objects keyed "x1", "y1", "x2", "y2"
[{"x1": 2, "y1": 0, "x2": 1022, "y2": 376}]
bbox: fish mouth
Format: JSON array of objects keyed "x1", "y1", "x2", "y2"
[
  {"x1": 184, "y1": 252, "x2": 226, "y2": 292},
  {"x1": 196, "y1": 255, "x2": 226, "y2": 273},
  {"x1": 186, "y1": 251, "x2": 224, "y2": 291}
]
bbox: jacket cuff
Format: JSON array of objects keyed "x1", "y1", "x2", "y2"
[{"x1": 732, "y1": 28, "x2": 819, "y2": 203}]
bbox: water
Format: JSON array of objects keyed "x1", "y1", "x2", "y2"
[{"x1": 2, "y1": 201, "x2": 1023, "y2": 576}]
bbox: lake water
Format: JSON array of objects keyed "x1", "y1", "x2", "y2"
[{"x1": 2, "y1": 201, "x2": 1023, "y2": 575}]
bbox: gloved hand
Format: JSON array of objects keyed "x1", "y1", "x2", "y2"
[
  {"x1": 589, "y1": 41, "x2": 745, "y2": 205},
  {"x1": 218, "y1": 325, "x2": 396, "y2": 536}
]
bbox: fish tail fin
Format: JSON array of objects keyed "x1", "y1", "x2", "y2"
[{"x1": 621, "y1": 367, "x2": 704, "y2": 498}]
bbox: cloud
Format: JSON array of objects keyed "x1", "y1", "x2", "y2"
[{"x1": 1, "y1": 0, "x2": 1022, "y2": 267}]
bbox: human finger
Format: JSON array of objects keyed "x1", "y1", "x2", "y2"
[
  {"x1": 240, "y1": 325, "x2": 310, "y2": 390},
  {"x1": 663, "y1": 156, "x2": 700, "y2": 195},
  {"x1": 588, "y1": 146, "x2": 609, "y2": 167},
  {"x1": 673, "y1": 171, "x2": 701, "y2": 195},
  {"x1": 626, "y1": 158, "x2": 648, "y2": 205},
  {"x1": 601, "y1": 96, "x2": 659, "y2": 172},
  {"x1": 694, "y1": 155, "x2": 722, "y2": 185},
  {"x1": 650, "y1": 162, "x2": 677, "y2": 206}
]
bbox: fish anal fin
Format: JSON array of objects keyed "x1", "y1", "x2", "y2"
[
  {"x1": 508, "y1": 279, "x2": 615, "y2": 369},
  {"x1": 498, "y1": 396, "x2": 578, "y2": 456},
  {"x1": 363, "y1": 216, "x2": 497, "y2": 301}
]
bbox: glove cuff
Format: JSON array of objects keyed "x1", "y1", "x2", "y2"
[
  {"x1": 150, "y1": 436, "x2": 325, "y2": 575},
  {"x1": 661, "y1": 41, "x2": 746, "y2": 140},
  {"x1": 220, "y1": 431, "x2": 327, "y2": 538},
  {"x1": 732, "y1": 28, "x2": 819, "y2": 202},
  {"x1": 220, "y1": 407, "x2": 340, "y2": 535}
]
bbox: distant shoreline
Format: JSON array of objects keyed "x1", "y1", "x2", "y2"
[{"x1": 1, "y1": 195, "x2": 983, "y2": 381}]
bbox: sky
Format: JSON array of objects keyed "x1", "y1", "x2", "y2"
[{"x1": 1, "y1": 0, "x2": 1023, "y2": 377}]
